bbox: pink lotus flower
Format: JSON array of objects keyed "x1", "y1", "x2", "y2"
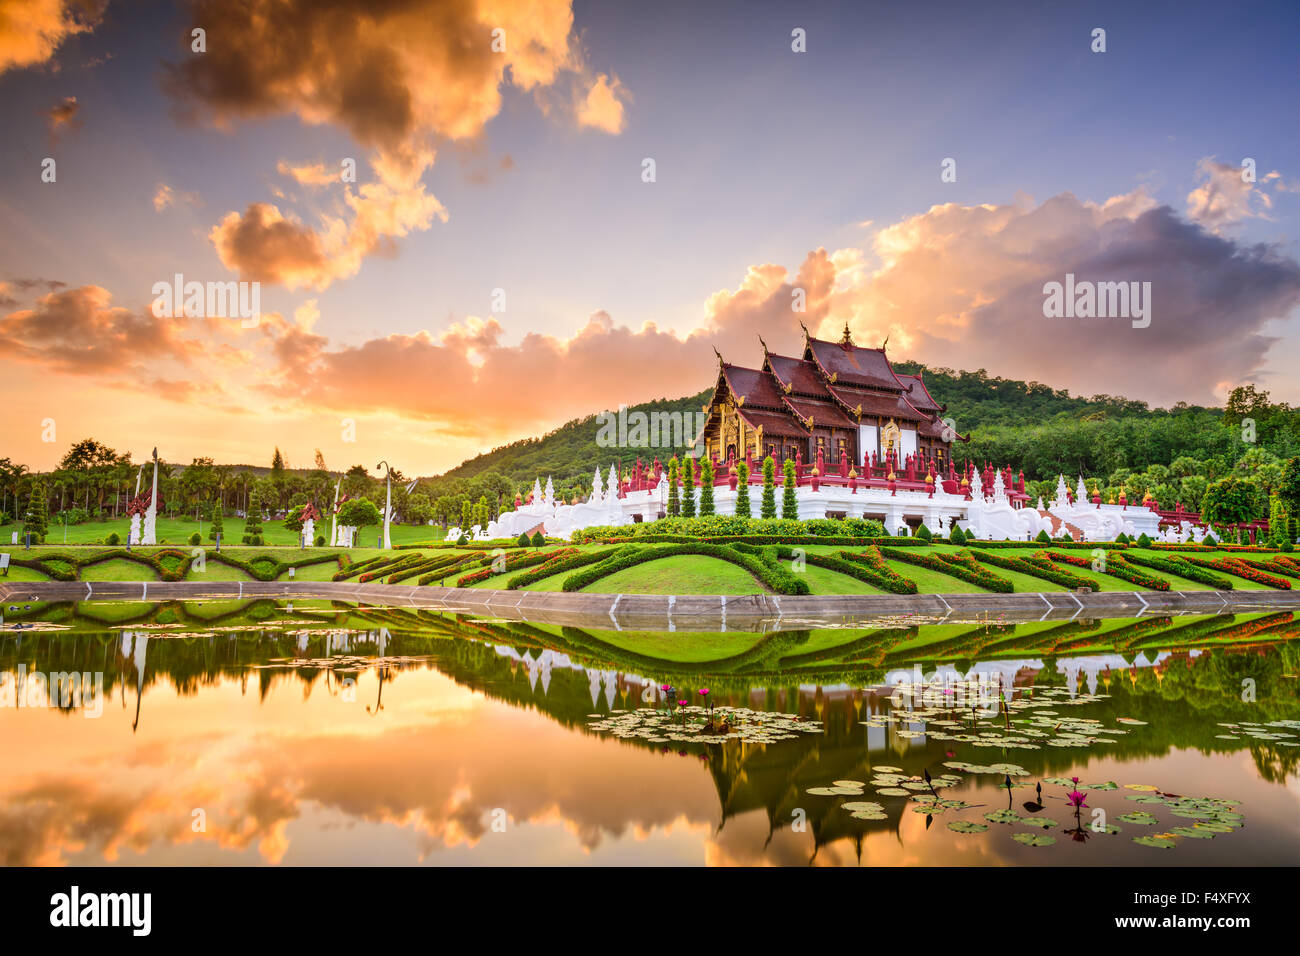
[
  {"x1": 1066, "y1": 789, "x2": 1088, "y2": 809},
  {"x1": 698, "y1": 688, "x2": 709, "y2": 697},
  {"x1": 677, "y1": 700, "x2": 687, "y2": 707}
]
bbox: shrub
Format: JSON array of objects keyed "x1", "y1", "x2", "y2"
[
  {"x1": 1186, "y1": 555, "x2": 1291, "y2": 589},
  {"x1": 530, "y1": 531, "x2": 545, "y2": 547},
  {"x1": 950, "y1": 523, "x2": 967, "y2": 544},
  {"x1": 1136, "y1": 533, "x2": 1152, "y2": 547},
  {"x1": 760, "y1": 456, "x2": 777, "y2": 519},
  {"x1": 1115, "y1": 532, "x2": 1129, "y2": 544},
  {"x1": 457, "y1": 548, "x2": 575, "y2": 587},
  {"x1": 1035, "y1": 529, "x2": 1051, "y2": 543},
  {"x1": 106, "y1": 531, "x2": 121, "y2": 546},
  {"x1": 826, "y1": 546, "x2": 918, "y2": 594},
  {"x1": 782, "y1": 459, "x2": 798, "y2": 520},
  {"x1": 879, "y1": 546, "x2": 1014, "y2": 592},
  {"x1": 188, "y1": 532, "x2": 202, "y2": 546},
  {"x1": 248, "y1": 534, "x2": 263, "y2": 546},
  {"x1": 1045, "y1": 550, "x2": 1169, "y2": 590},
  {"x1": 915, "y1": 523, "x2": 932, "y2": 541},
  {"x1": 315, "y1": 534, "x2": 326, "y2": 546},
  {"x1": 699, "y1": 458, "x2": 715, "y2": 516},
  {"x1": 242, "y1": 489, "x2": 263, "y2": 544},
  {"x1": 734, "y1": 462, "x2": 751, "y2": 518},
  {"x1": 1123, "y1": 552, "x2": 1234, "y2": 589},
  {"x1": 682, "y1": 456, "x2": 697, "y2": 518},
  {"x1": 457, "y1": 534, "x2": 469, "y2": 545},
  {"x1": 507, "y1": 547, "x2": 633, "y2": 589},
  {"x1": 209, "y1": 508, "x2": 224, "y2": 542},
  {"x1": 971, "y1": 549, "x2": 1093, "y2": 590},
  {"x1": 518, "y1": 532, "x2": 530, "y2": 547},
  {"x1": 666, "y1": 457, "x2": 680, "y2": 517}
]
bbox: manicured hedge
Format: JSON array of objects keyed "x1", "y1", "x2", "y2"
[
  {"x1": 507, "y1": 547, "x2": 632, "y2": 589},
  {"x1": 817, "y1": 546, "x2": 918, "y2": 594},
  {"x1": 1186, "y1": 556, "x2": 1291, "y2": 589},
  {"x1": 1044, "y1": 550, "x2": 1169, "y2": 591},
  {"x1": 388, "y1": 553, "x2": 474, "y2": 584},
  {"x1": 559, "y1": 543, "x2": 810, "y2": 594},
  {"x1": 878, "y1": 546, "x2": 1013, "y2": 592},
  {"x1": 457, "y1": 548, "x2": 576, "y2": 587},
  {"x1": 971, "y1": 549, "x2": 1094, "y2": 590},
  {"x1": 1121, "y1": 552, "x2": 1234, "y2": 589},
  {"x1": 592, "y1": 533, "x2": 931, "y2": 547}
]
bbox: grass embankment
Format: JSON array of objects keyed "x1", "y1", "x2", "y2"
[{"x1": 2, "y1": 538, "x2": 1291, "y2": 597}]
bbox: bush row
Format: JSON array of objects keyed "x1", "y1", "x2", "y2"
[
  {"x1": 878, "y1": 546, "x2": 1013, "y2": 592},
  {"x1": 1186, "y1": 556, "x2": 1291, "y2": 589},
  {"x1": 1120, "y1": 552, "x2": 1234, "y2": 589},
  {"x1": 821, "y1": 547, "x2": 918, "y2": 594},
  {"x1": 970, "y1": 549, "x2": 1094, "y2": 590},
  {"x1": 457, "y1": 548, "x2": 576, "y2": 587},
  {"x1": 1044, "y1": 550, "x2": 1169, "y2": 591},
  {"x1": 506, "y1": 547, "x2": 632, "y2": 590}
]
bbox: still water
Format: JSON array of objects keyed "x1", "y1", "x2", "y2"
[{"x1": 2, "y1": 599, "x2": 1298, "y2": 865}]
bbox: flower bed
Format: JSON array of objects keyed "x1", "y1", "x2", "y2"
[
  {"x1": 506, "y1": 547, "x2": 632, "y2": 589},
  {"x1": 775, "y1": 545, "x2": 918, "y2": 594},
  {"x1": 1121, "y1": 552, "x2": 1234, "y2": 589},
  {"x1": 1186, "y1": 556, "x2": 1292, "y2": 589},
  {"x1": 1043, "y1": 550, "x2": 1169, "y2": 591},
  {"x1": 591, "y1": 533, "x2": 930, "y2": 547},
  {"x1": 878, "y1": 546, "x2": 1013, "y2": 592},
  {"x1": 457, "y1": 548, "x2": 576, "y2": 587},
  {"x1": 970, "y1": 549, "x2": 1094, "y2": 590}
]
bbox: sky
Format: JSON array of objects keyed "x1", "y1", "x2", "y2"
[{"x1": 1, "y1": 0, "x2": 1298, "y2": 476}]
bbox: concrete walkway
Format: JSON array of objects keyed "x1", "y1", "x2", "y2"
[{"x1": 3, "y1": 579, "x2": 1296, "y2": 632}]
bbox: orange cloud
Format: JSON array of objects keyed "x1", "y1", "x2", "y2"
[
  {"x1": 0, "y1": 284, "x2": 203, "y2": 375},
  {"x1": 165, "y1": 0, "x2": 627, "y2": 290},
  {"x1": 0, "y1": 0, "x2": 103, "y2": 76},
  {"x1": 577, "y1": 73, "x2": 629, "y2": 133}
]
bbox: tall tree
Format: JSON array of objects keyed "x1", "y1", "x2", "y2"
[
  {"x1": 760, "y1": 455, "x2": 777, "y2": 518},
  {"x1": 699, "y1": 458, "x2": 715, "y2": 515},
  {"x1": 782, "y1": 458, "x2": 799, "y2": 520}
]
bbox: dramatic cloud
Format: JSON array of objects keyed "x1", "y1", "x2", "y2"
[
  {"x1": 210, "y1": 174, "x2": 447, "y2": 289},
  {"x1": 1185, "y1": 157, "x2": 1289, "y2": 233},
  {"x1": 0, "y1": 284, "x2": 202, "y2": 374},
  {"x1": 0, "y1": 0, "x2": 103, "y2": 75},
  {"x1": 165, "y1": 0, "x2": 627, "y2": 290},
  {"x1": 254, "y1": 186, "x2": 1300, "y2": 441},
  {"x1": 826, "y1": 191, "x2": 1300, "y2": 406}
]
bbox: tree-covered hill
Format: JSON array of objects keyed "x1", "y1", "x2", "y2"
[{"x1": 434, "y1": 389, "x2": 712, "y2": 486}]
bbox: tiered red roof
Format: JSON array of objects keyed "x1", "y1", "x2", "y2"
[{"x1": 709, "y1": 324, "x2": 964, "y2": 443}]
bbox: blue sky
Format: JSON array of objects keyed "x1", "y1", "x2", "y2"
[{"x1": 1, "y1": 0, "x2": 1297, "y2": 472}]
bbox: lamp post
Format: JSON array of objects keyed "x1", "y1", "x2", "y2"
[{"x1": 376, "y1": 460, "x2": 393, "y2": 549}]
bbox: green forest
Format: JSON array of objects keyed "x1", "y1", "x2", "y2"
[{"x1": 3, "y1": 367, "x2": 1300, "y2": 540}]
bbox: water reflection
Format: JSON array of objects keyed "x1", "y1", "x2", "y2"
[{"x1": 1, "y1": 601, "x2": 1298, "y2": 865}]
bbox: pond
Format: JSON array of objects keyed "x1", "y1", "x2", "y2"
[{"x1": 1, "y1": 599, "x2": 1298, "y2": 865}]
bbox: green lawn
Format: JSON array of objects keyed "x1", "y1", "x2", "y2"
[
  {"x1": 582, "y1": 555, "x2": 769, "y2": 595},
  {"x1": 6, "y1": 516, "x2": 448, "y2": 548}
]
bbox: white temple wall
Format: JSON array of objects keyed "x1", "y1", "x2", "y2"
[
  {"x1": 858, "y1": 424, "x2": 878, "y2": 465},
  {"x1": 899, "y1": 426, "x2": 918, "y2": 458}
]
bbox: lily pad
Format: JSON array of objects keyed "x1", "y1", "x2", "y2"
[
  {"x1": 1012, "y1": 832, "x2": 1056, "y2": 847},
  {"x1": 1133, "y1": 835, "x2": 1175, "y2": 849},
  {"x1": 984, "y1": 809, "x2": 1022, "y2": 824},
  {"x1": 947, "y1": 820, "x2": 988, "y2": 834},
  {"x1": 1119, "y1": 811, "x2": 1158, "y2": 825},
  {"x1": 1020, "y1": 817, "x2": 1058, "y2": 829}
]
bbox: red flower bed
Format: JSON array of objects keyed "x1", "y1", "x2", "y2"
[
  {"x1": 1187, "y1": 556, "x2": 1291, "y2": 589},
  {"x1": 1043, "y1": 550, "x2": 1169, "y2": 590}
]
